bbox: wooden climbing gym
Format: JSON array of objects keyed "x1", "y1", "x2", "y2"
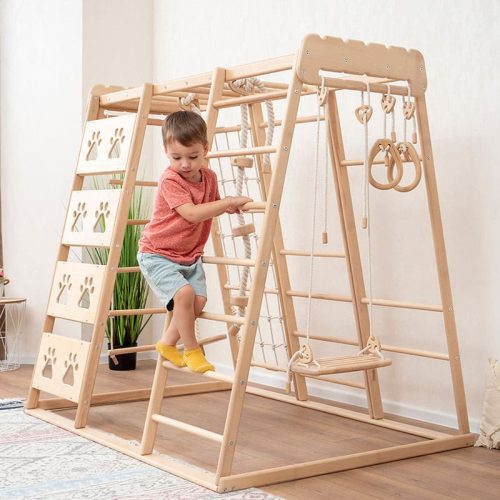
[{"x1": 21, "y1": 34, "x2": 478, "y2": 493}]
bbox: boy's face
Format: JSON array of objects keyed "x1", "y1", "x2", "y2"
[{"x1": 166, "y1": 140, "x2": 208, "y2": 183}]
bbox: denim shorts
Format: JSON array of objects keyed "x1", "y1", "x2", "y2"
[{"x1": 137, "y1": 252, "x2": 207, "y2": 310}]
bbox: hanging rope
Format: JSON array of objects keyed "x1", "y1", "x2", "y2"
[{"x1": 230, "y1": 78, "x2": 275, "y2": 321}]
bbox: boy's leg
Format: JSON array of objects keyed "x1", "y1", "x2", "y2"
[
  {"x1": 176, "y1": 289, "x2": 213, "y2": 372},
  {"x1": 156, "y1": 313, "x2": 185, "y2": 367}
]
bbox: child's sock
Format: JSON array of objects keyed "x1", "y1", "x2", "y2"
[
  {"x1": 156, "y1": 342, "x2": 186, "y2": 367},
  {"x1": 183, "y1": 347, "x2": 214, "y2": 373}
]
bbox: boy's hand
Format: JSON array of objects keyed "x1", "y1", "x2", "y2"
[{"x1": 225, "y1": 196, "x2": 253, "y2": 214}]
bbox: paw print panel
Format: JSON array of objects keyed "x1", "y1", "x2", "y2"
[
  {"x1": 32, "y1": 333, "x2": 90, "y2": 402},
  {"x1": 77, "y1": 114, "x2": 136, "y2": 174},
  {"x1": 47, "y1": 261, "x2": 106, "y2": 324},
  {"x1": 62, "y1": 189, "x2": 121, "y2": 247}
]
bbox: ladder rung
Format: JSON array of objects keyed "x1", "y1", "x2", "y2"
[
  {"x1": 280, "y1": 249, "x2": 345, "y2": 258},
  {"x1": 341, "y1": 156, "x2": 423, "y2": 167},
  {"x1": 206, "y1": 146, "x2": 276, "y2": 159},
  {"x1": 231, "y1": 157, "x2": 254, "y2": 168},
  {"x1": 199, "y1": 311, "x2": 245, "y2": 325},
  {"x1": 231, "y1": 223, "x2": 255, "y2": 237},
  {"x1": 202, "y1": 256, "x2": 255, "y2": 267},
  {"x1": 151, "y1": 414, "x2": 223, "y2": 443},
  {"x1": 161, "y1": 361, "x2": 235, "y2": 384},
  {"x1": 212, "y1": 90, "x2": 288, "y2": 108}
]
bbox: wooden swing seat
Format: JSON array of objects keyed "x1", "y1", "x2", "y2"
[{"x1": 291, "y1": 352, "x2": 392, "y2": 376}]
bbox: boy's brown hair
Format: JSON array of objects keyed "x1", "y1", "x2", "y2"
[{"x1": 162, "y1": 111, "x2": 208, "y2": 148}]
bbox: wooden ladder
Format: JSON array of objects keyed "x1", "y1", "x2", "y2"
[{"x1": 25, "y1": 84, "x2": 153, "y2": 428}]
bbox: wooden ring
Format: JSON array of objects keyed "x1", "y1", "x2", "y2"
[
  {"x1": 355, "y1": 105, "x2": 373, "y2": 124},
  {"x1": 387, "y1": 142, "x2": 422, "y2": 192},
  {"x1": 368, "y1": 139, "x2": 403, "y2": 190}
]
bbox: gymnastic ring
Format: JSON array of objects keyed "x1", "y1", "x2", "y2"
[
  {"x1": 387, "y1": 142, "x2": 422, "y2": 192},
  {"x1": 368, "y1": 139, "x2": 403, "y2": 190}
]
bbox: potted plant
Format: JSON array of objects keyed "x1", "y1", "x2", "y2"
[{"x1": 88, "y1": 180, "x2": 151, "y2": 370}]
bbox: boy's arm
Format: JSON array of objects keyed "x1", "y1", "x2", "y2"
[{"x1": 175, "y1": 196, "x2": 252, "y2": 224}]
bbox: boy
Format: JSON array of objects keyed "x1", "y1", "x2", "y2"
[{"x1": 138, "y1": 111, "x2": 251, "y2": 373}]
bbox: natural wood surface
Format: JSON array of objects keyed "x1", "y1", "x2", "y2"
[{"x1": 2, "y1": 362, "x2": 499, "y2": 499}]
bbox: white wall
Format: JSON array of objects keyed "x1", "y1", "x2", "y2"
[
  {"x1": 152, "y1": 0, "x2": 500, "y2": 431},
  {"x1": 0, "y1": 0, "x2": 153, "y2": 358},
  {"x1": 1, "y1": 0, "x2": 83, "y2": 349}
]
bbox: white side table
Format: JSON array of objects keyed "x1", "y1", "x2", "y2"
[{"x1": 0, "y1": 298, "x2": 26, "y2": 371}]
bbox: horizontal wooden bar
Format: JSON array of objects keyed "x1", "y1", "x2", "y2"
[
  {"x1": 117, "y1": 266, "x2": 140, "y2": 274},
  {"x1": 342, "y1": 156, "x2": 423, "y2": 167},
  {"x1": 99, "y1": 86, "x2": 143, "y2": 105},
  {"x1": 162, "y1": 361, "x2": 235, "y2": 384},
  {"x1": 108, "y1": 308, "x2": 245, "y2": 325},
  {"x1": 36, "y1": 381, "x2": 232, "y2": 410},
  {"x1": 224, "y1": 283, "x2": 278, "y2": 295},
  {"x1": 324, "y1": 77, "x2": 422, "y2": 96},
  {"x1": 218, "y1": 434, "x2": 475, "y2": 491},
  {"x1": 292, "y1": 332, "x2": 449, "y2": 360},
  {"x1": 280, "y1": 249, "x2": 345, "y2": 258},
  {"x1": 361, "y1": 297, "x2": 443, "y2": 312},
  {"x1": 202, "y1": 256, "x2": 255, "y2": 267},
  {"x1": 306, "y1": 374, "x2": 366, "y2": 389},
  {"x1": 213, "y1": 90, "x2": 288, "y2": 108},
  {"x1": 206, "y1": 146, "x2": 276, "y2": 159},
  {"x1": 153, "y1": 72, "x2": 213, "y2": 95},
  {"x1": 259, "y1": 114, "x2": 325, "y2": 128},
  {"x1": 287, "y1": 290, "x2": 352, "y2": 302},
  {"x1": 225, "y1": 54, "x2": 294, "y2": 80},
  {"x1": 152, "y1": 414, "x2": 223, "y2": 443},
  {"x1": 109, "y1": 179, "x2": 157, "y2": 187}
]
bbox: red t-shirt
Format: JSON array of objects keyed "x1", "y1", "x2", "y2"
[{"x1": 139, "y1": 167, "x2": 220, "y2": 264}]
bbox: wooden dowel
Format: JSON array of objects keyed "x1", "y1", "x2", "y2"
[
  {"x1": 225, "y1": 54, "x2": 294, "y2": 80},
  {"x1": 224, "y1": 283, "x2": 279, "y2": 295},
  {"x1": 152, "y1": 414, "x2": 223, "y2": 443},
  {"x1": 342, "y1": 156, "x2": 423, "y2": 167},
  {"x1": 206, "y1": 146, "x2": 276, "y2": 159},
  {"x1": 280, "y1": 249, "x2": 345, "y2": 258},
  {"x1": 305, "y1": 374, "x2": 366, "y2": 389},
  {"x1": 286, "y1": 290, "x2": 353, "y2": 302},
  {"x1": 202, "y1": 256, "x2": 255, "y2": 267},
  {"x1": 213, "y1": 90, "x2": 289, "y2": 108},
  {"x1": 323, "y1": 77, "x2": 422, "y2": 97},
  {"x1": 109, "y1": 179, "x2": 158, "y2": 187},
  {"x1": 361, "y1": 297, "x2": 443, "y2": 312},
  {"x1": 259, "y1": 115, "x2": 325, "y2": 128},
  {"x1": 117, "y1": 266, "x2": 140, "y2": 273},
  {"x1": 161, "y1": 361, "x2": 235, "y2": 384},
  {"x1": 292, "y1": 331, "x2": 449, "y2": 360}
]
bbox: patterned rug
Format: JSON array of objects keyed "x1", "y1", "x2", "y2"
[{"x1": 0, "y1": 400, "x2": 281, "y2": 499}]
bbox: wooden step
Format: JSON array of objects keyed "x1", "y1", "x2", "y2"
[
  {"x1": 206, "y1": 146, "x2": 276, "y2": 159},
  {"x1": 151, "y1": 414, "x2": 223, "y2": 443}
]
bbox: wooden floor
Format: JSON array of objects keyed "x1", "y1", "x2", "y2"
[{"x1": 2, "y1": 361, "x2": 499, "y2": 499}]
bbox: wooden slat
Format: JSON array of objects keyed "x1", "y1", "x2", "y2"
[
  {"x1": 152, "y1": 413, "x2": 224, "y2": 443},
  {"x1": 206, "y1": 146, "x2": 276, "y2": 159}
]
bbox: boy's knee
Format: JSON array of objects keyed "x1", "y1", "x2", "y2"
[
  {"x1": 194, "y1": 296, "x2": 207, "y2": 316},
  {"x1": 174, "y1": 285, "x2": 195, "y2": 307}
]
